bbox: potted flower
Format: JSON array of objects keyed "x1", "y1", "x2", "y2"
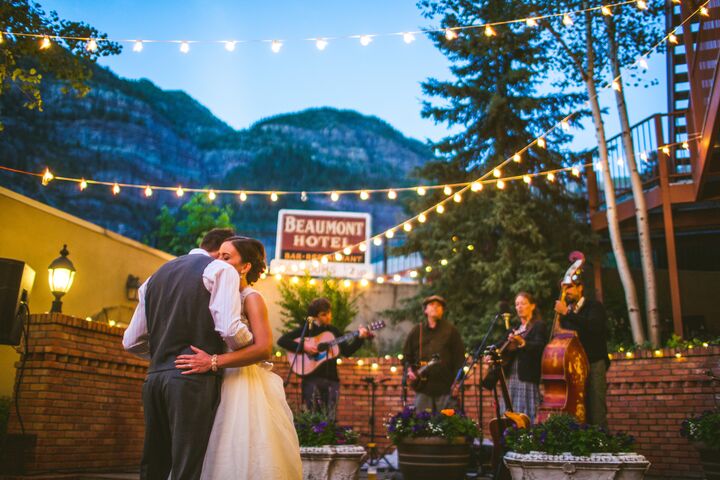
[
  {"x1": 386, "y1": 407, "x2": 480, "y2": 480},
  {"x1": 503, "y1": 414, "x2": 650, "y2": 479},
  {"x1": 680, "y1": 409, "x2": 720, "y2": 479},
  {"x1": 294, "y1": 409, "x2": 365, "y2": 480}
]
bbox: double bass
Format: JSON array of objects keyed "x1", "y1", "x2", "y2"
[{"x1": 537, "y1": 251, "x2": 590, "y2": 423}]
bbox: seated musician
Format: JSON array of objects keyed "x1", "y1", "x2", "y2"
[
  {"x1": 497, "y1": 292, "x2": 547, "y2": 424},
  {"x1": 403, "y1": 295, "x2": 465, "y2": 411},
  {"x1": 554, "y1": 276, "x2": 609, "y2": 427},
  {"x1": 277, "y1": 297, "x2": 370, "y2": 412}
]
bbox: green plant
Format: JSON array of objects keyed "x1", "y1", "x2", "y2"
[
  {"x1": 294, "y1": 408, "x2": 359, "y2": 447},
  {"x1": 681, "y1": 410, "x2": 720, "y2": 450},
  {"x1": 278, "y1": 276, "x2": 359, "y2": 333},
  {"x1": 503, "y1": 414, "x2": 635, "y2": 456},
  {"x1": 386, "y1": 406, "x2": 479, "y2": 444}
]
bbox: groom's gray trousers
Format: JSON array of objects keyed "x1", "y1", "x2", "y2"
[{"x1": 141, "y1": 368, "x2": 222, "y2": 480}]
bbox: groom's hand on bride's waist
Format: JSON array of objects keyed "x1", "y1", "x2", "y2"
[{"x1": 175, "y1": 345, "x2": 213, "y2": 374}]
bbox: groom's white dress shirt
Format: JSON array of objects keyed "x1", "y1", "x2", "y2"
[{"x1": 122, "y1": 248, "x2": 253, "y2": 359}]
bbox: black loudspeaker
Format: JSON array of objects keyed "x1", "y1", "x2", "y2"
[{"x1": 0, "y1": 258, "x2": 36, "y2": 346}]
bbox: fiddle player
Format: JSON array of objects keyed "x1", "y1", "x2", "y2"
[
  {"x1": 498, "y1": 292, "x2": 548, "y2": 424},
  {"x1": 403, "y1": 295, "x2": 465, "y2": 411},
  {"x1": 554, "y1": 276, "x2": 609, "y2": 427}
]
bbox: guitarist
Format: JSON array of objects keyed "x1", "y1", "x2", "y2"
[
  {"x1": 277, "y1": 297, "x2": 370, "y2": 412},
  {"x1": 403, "y1": 295, "x2": 465, "y2": 411}
]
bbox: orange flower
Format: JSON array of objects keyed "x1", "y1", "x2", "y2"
[{"x1": 441, "y1": 409, "x2": 455, "y2": 416}]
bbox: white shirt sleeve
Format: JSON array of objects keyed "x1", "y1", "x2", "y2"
[
  {"x1": 203, "y1": 260, "x2": 253, "y2": 351},
  {"x1": 122, "y1": 279, "x2": 151, "y2": 359}
]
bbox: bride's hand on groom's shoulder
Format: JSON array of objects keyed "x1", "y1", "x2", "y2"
[{"x1": 175, "y1": 346, "x2": 212, "y2": 374}]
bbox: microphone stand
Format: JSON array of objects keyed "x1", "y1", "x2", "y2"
[
  {"x1": 284, "y1": 317, "x2": 312, "y2": 390},
  {"x1": 401, "y1": 363, "x2": 409, "y2": 407}
]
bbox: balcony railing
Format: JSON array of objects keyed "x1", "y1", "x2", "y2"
[{"x1": 591, "y1": 111, "x2": 694, "y2": 208}]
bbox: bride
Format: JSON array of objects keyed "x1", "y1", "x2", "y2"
[{"x1": 175, "y1": 236, "x2": 302, "y2": 479}]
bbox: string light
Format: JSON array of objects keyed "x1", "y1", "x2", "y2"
[
  {"x1": 425, "y1": 266, "x2": 432, "y2": 273},
  {"x1": 403, "y1": 223, "x2": 412, "y2": 232},
  {"x1": 331, "y1": 191, "x2": 340, "y2": 202},
  {"x1": 321, "y1": 256, "x2": 329, "y2": 264},
  {"x1": 393, "y1": 274, "x2": 401, "y2": 282},
  {"x1": 387, "y1": 189, "x2": 397, "y2": 199},
  {"x1": 417, "y1": 186, "x2": 427, "y2": 196},
  {"x1": 359, "y1": 243, "x2": 367, "y2": 252},
  {"x1": 669, "y1": 33, "x2": 678, "y2": 44},
  {"x1": 453, "y1": 193, "x2": 462, "y2": 203},
  {"x1": 661, "y1": 146, "x2": 671, "y2": 155},
  {"x1": 360, "y1": 190, "x2": 369, "y2": 200},
  {"x1": 343, "y1": 247, "x2": 352, "y2": 255},
  {"x1": 418, "y1": 213, "x2": 427, "y2": 223},
  {"x1": 79, "y1": 178, "x2": 87, "y2": 191},
  {"x1": 409, "y1": 270, "x2": 418, "y2": 278},
  {"x1": 0, "y1": 33, "x2": 4, "y2": 44},
  {"x1": 270, "y1": 192, "x2": 279, "y2": 202},
  {"x1": 639, "y1": 57, "x2": 649, "y2": 70},
  {"x1": 360, "y1": 278, "x2": 369, "y2": 287},
  {"x1": 537, "y1": 137, "x2": 546, "y2": 148},
  {"x1": 239, "y1": 191, "x2": 248, "y2": 202},
  {"x1": 133, "y1": 40, "x2": 144, "y2": 52},
  {"x1": 41, "y1": 168, "x2": 54, "y2": 186},
  {"x1": 443, "y1": 185, "x2": 453, "y2": 195},
  {"x1": 403, "y1": 32, "x2": 416, "y2": 44},
  {"x1": 563, "y1": 14, "x2": 574, "y2": 26},
  {"x1": 467, "y1": 244, "x2": 475, "y2": 251},
  {"x1": 377, "y1": 277, "x2": 385, "y2": 284},
  {"x1": 513, "y1": 153, "x2": 522, "y2": 162},
  {"x1": 523, "y1": 175, "x2": 532, "y2": 184},
  {"x1": 208, "y1": 190, "x2": 217, "y2": 201},
  {"x1": 315, "y1": 38, "x2": 329, "y2": 50},
  {"x1": 484, "y1": 25, "x2": 496, "y2": 37},
  {"x1": 440, "y1": 259, "x2": 448, "y2": 266},
  {"x1": 86, "y1": 38, "x2": 98, "y2": 52},
  {"x1": 497, "y1": 180, "x2": 506, "y2": 189},
  {"x1": 112, "y1": 183, "x2": 121, "y2": 195},
  {"x1": 700, "y1": 6, "x2": 710, "y2": 16},
  {"x1": 385, "y1": 229, "x2": 395, "y2": 239},
  {"x1": 359, "y1": 35, "x2": 372, "y2": 46},
  {"x1": 612, "y1": 80, "x2": 622, "y2": 91},
  {"x1": 682, "y1": 141, "x2": 689, "y2": 149},
  {"x1": 179, "y1": 41, "x2": 190, "y2": 53},
  {"x1": 526, "y1": 18, "x2": 538, "y2": 27},
  {"x1": 373, "y1": 238, "x2": 382, "y2": 246},
  {"x1": 493, "y1": 168, "x2": 501, "y2": 178},
  {"x1": 445, "y1": 29, "x2": 458, "y2": 41},
  {"x1": 547, "y1": 172, "x2": 556, "y2": 182},
  {"x1": 144, "y1": 186, "x2": 153, "y2": 197},
  {"x1": 636, "y1": 0, "x2": 648, "y2": 10},
  {"x1": 343, "y1": 279, "x2": 352, "y2": 288},
  {"x1": 436, "y1": 204, "x2": 445, "y2": 214},
  {"x1": 40, "y1": 36, "x2": 52, "y2": 49},
  {"x1": 175, "y1": 186, "x2": 184, "y2": 197},
  {"x1": 572, "y1": 167, "x2": 581, "y2": 177},
  {"x1": 471, "y1": 181, "x2": 483, "y2": 192},
  {"x1": 561, "y1": 120, "x2": 570, "y2": 131},
  {"x1": 224, "y1": 41, "x2": 237, "y2": 52},
  {"x1": 602, "y1": 6, "x2": 613, "y2": 15},
  {"x1": 334, "y1": 252, "x2": 343, "y2": 261},
  {"x1": 271, "y1": 40, "x2": 283, "y2": 53}
]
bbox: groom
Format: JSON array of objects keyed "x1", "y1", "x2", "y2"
[{"x1": 123, "y1": 228, "x2": 252, "y2": 480}]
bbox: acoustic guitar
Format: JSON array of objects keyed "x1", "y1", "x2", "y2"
[
  {"x1": 408, "y1": 354, "x2": 441, "y2": 392},
  {"x1": 286, "y1": 320, "x2": 385, "y2": 376}
]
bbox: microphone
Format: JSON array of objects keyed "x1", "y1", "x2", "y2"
[{"x1": 497, "y1": 301, "x2": 512, "y2": 330}]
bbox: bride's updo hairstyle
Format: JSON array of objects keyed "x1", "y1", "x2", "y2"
[{"x1": 227, "y1": 236, "x2": 267, "y2": 284}]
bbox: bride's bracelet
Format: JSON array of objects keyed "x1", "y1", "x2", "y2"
[{"x1": 211, "y1": 354, "x2": 218, "y2": 372}]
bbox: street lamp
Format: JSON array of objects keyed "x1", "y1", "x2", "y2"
[{"x1": 48, "y1": 245, "x2": 76, "y2": 313}]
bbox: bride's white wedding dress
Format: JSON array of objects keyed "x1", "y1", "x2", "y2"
[{"x1": 201, "y1": 287, "x2": 302, "y2": 479}]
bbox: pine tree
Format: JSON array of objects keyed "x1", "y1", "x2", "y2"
[{"x1": 395, "y1": 0, "x2": 596, "y2": 344}]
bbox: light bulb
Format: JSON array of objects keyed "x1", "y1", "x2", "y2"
[
  {"x1": 385, "y1": 229, "x2": 395, "y2": 239},
  {"x1": 471, "y1": 181, "x2": 482, "y2": 192},
  {"x1": 418, "y1": 213, "x2": 427, "y2": 223},
  {"x1": 360, "y1": 279, "x2": 369, "y2": 287},
  {"x1": 393, "y1": 274, "x2": 401, "y2": 282},
  {"x1": 410, "y1": 270, "x2": 418, "y2": 278},
  {"x1": 602, "y1": 6, "x2": 612, "y2": 16},
  {"x1": 493, "y1": 168, "x2": 501, "y2": 178},
  {"x1": 176, "y1": 186, "x2": 184, "y2": 197},
  {"x1": 387, "y1": 190, "x2": 397, "y2": 199},
  {"x1": 537, "y1": 137, "x2": 546, "y2": 148},
  {"x1": 343, "y1": 247, "x2": 352, "y2": 255},
  {"x1": 86, "y1": 39, "x2": 98, "y2": 52},
  {"x1": 271, "y1": 40, "x2": 283, "y2": 53},
  {"x1": 335, "y1": 252, "x2": 343, "y2": 261},
  {"x1": 445, "y1": 29, "x2": 458, "y2": 41},
  {"x1": 547, "y1": 172, "x2": 555, "y2": 182},
  {"x1": 497, "y1": 180, "x2": 505, "y2": 189},
  {"x1": 40, "y1": 36, "x2": 52, "y2": 49},
  {"x1": 321, "y1": 256, "x2": 329, "y2": 264},
  {"x1": 513, "y1": 153, "x2": 522, "y2": 162},
  {"x1": 436, "y1": 205, "x2": 445, "y2": 214},
  {"x1": 523, "y1": 175, "x2": 532, "y2": 184},
  {"x1": 239, "y1": 191, "x2": 248, "y2": 202},
  {"x1": 561, "y1": 120, "x2": 570, "y2": 131},
  {"x1": 373, "y1": 237, "x2": 382, "y2": 246},
  {"x1": 359, "y1": 243, "x2": 367, "y2": 252},
  {"x1": 144, "y1": 186, "x2": 153, "y2": 197},
  {"x1": 133, "y1": 40, "x2": 144, "y2": 52},
  {"x1": 526, "y1": 18, "x2": 538, "y2": 27},
  {"x1": 563, "y1": 14, "x2": 573, "y2": 26},
  {"x1": 440, "y1": 259, "x2": 448, "y2": 266},
  {"x1": 360, "y1": 35, "x2": 372, "y2": 46},
  {"x1": 639, "y1": 57, "x2": 648, "y2": 70},
  {"x1": 79, "y1": 179, "x2": 87, "y2": 191},
  {"x1": 701, "y1": 6, "x2": 709, "y2": 16},
  {"x1": 315, "y1": 38, "x2": 328, "y2": 50},
  {"x1": 453, "y1": 193, "x2": 462, "y2": 203},
  {"x1": 403, "y1": 32, "x2": 415, "y2": 44},
  {"x1": 180, "y1": 41, "x2": 190, "y2": 53},
  {"x1": 669, "y1": 34, "x2": 678, "y2": 44},
  {"x1": 112, "y1": 183, "x2": 121, "y2": 195},
  {"x1": 330, "y1": 191, "x2": 339, "y2": 202},
  {"x1": 572, "y1": 167, "x2": 580, "y2": 177},
  {"x1": 360, "y1": 190, "x2": 369, "y2": 200},
  {"x1": 208, "y1": 190, "x2": 217, "y2": 201},
  {"x1": 270, "y1": 192, "x2": 278, "y2": 202},
  {"x1": 377, "y1": 277, "x2": 385, "y2": 284},
  {"x1": 41, "y1": 168, "x2": 54, "y2": 186},
  {"x1": 403, "y1": 223, "x2": 412, "y2": 232},
  {"x1": 636, "y1": 0, "x2": 648, "y2": 10},
  {"x1": 612, "y1": 80, "x2": 621, "y2": 91},
  {"x1": 443, "y1": 185, "x2": 452, "y2": 195},
  {"x1": 484, "y1": 25, "x2": 496, "y2": 37},
  {"x1": 417, "y1": 186, "x2": 427, "y2": 196},
  {"x1": 425, "y1": 266, "x2": 432, "y2": 273},
  {"x1": 224, "y1": 41, "x2": 237, "y2": 52}
]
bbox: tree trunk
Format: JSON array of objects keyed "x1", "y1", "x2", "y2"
[
  {"x1": 605, "y1": 15, "x2": 660, "y2": 346},
  {"x1": 584, "y1": 7, "x2": 645, "y2": 343}
]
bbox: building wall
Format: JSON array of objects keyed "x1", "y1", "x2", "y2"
[{"x1": 5, "y1": 313, "x2": 717, "y2": 477}]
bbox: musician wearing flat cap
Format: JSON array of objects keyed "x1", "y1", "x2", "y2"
[
  {"x1": 554, "y1": 276, "x2": 610, "y2": 427},
  {"x1": 403, "y1": 295, "x2": 465, "y2": 411}
]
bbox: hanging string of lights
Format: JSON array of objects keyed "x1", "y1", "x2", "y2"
[{"x1": 0, "y1": 0, "x2": 650, "y2": 54}]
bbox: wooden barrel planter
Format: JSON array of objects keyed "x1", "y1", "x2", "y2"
[{"x1": 396, "y1": 437, "x2": 470, "y2": 480}]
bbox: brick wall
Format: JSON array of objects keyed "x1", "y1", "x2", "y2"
[{"x1": 5, "y1": 314, "x2": 718, "y2": 478}]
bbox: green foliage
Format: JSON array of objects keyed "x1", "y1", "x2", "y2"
[
  {"x1": 681, "y1": 410, "x2": 720, "y2": 450},
  {"x1": 294, "y1": 408, "x2": 359, "y2": 446},
  {"x1": 277, "y1": 277, "x2": 359, "y2": 333},
  {"x1": 0, "y1": 0, "x2": 121, "y2": 123},
  {"x1": 0, "y1": 396, "x2": 10, "y2": 441},
  {"x1": 504, "y1": 414, "x2": 635, "y2": 456},
  {"x1": 392, "y1": 0, "x2": 596, "y2": 345},
  {"x1": 149, "y1": 192, "x2": 235, "y2": 255},
  {"x1": 386, "y1": 406, "x2": 480, "y2": 444}
]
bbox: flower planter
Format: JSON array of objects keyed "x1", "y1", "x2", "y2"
[
  {"x1": 503, "y1": 451, "x2": 650, "y2": 480},
  {"x1": 693, "y1": 442, "x2": 720, "y2": 480},
  {"x1": 396, "y1": 436, "x2": 471, "y2": 480},
  {"x1": 300, "y1": 445, "x2": 366, "y2": 480}
]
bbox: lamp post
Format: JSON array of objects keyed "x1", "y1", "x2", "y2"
[{"x1": 48, "y1": 245, "x2": 76, "y2": 313}]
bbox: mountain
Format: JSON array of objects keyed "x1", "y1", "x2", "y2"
[{"x1": 0, "y1": 65, "x2": 433, "y2": 256}]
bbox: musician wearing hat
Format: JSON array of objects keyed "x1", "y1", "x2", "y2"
[
  {"x1": 403, "y1": 295, "x2": 465, "y2": 411},
  {"x1": 554, "y1": 275, "x2": 610, "y2": 427}
]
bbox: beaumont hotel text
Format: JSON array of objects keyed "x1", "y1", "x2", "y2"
[{"x1": 284, "y1": 217, "x2": 365, "y2": 253}]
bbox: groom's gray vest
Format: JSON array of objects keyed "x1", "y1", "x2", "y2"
[{"x1": 144, "y1": 254, "x2": 226, "y2": 373}]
